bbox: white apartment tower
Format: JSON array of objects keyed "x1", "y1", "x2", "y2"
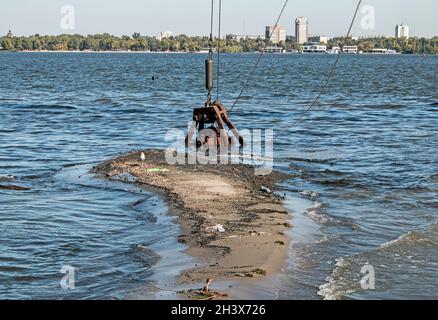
[
  {"x1": 160, "y1": 31, "x2": 173, "y2": 40},
  {"x1": 265, "y1": 25, "x2": 286, "y2": 44},
  {"x1": 295, "y1": 17, "x2": 309, "y2": 44},
  {"x1": 395, "y1": 24, "x2": 409, "y2": 39}
]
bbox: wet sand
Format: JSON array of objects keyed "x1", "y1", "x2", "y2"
[{"x1": 93, "y1": 149, "x2": 292, "y2": 299}]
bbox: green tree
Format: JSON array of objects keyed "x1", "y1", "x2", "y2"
[{"x1": 2, "y1": 38, "x2": 14, "y2": 50}]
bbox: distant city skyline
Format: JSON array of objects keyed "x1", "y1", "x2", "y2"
[{"x1": 1, "y1": 0, "x2": 437, "y2": 38}]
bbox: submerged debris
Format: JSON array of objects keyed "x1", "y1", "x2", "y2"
[
  {"x1": 179, "y1": 278, "x2": 228, "y2": 300},
  {"x1": 0, "y1": 185, "x2": 31, "y2": 191}
]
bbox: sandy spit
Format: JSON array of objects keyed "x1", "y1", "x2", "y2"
[{"x1": 93, "y1": 149, "x2": 292, "y2": 299}]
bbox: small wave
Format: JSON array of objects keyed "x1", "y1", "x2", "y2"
[
  {"x1": 12, "y1": 275, "x2": 46, "y2": 282},
  {"x1": 235, "y1": 95, "x2": 252, "y2": 100},
  {"x1": 360, "y1": 103, "x2": 406, "y2": 110},
  {"x1": 313, "y1": 201, "x2": 324, "y2": 209},
  {"x1": 0, "y1": 175, "x2": 16, "y2": 181},
  {"x1": 321, "y1": 169, "x2": 345, "y2": 177},
  {"x1": 15, "y1": 104, "x2": 77, "y2": 111},
  {"x1": 306, "y1": 209, "x2": 331, "y2": 225},
  {"x1": 0, "y1": 128, "x2": 17, "y2": 133},
  {"x1": 130, "y1": 198, "x2": 149, "y2": 209},
  {"x1": 315, "y1": 178, "x2": 353, "y2": 187},
  {"x1": 305, "y1": 201, "x2": 328, "y2": 224},
  {"x1": 380, "y1": 230, "x2": 438, "y2": 249},
  {"x1": 288, "y1": 157, "x2": 337, "y2": 164},
  {"x1": 93, "y1": 97, "x2": 123, "y2": 107},
  {"x1": 0, "y1": 265, "x2": 30, "y2": 273},
  {"x1": 315, "y1": 234, "x2": 341, "y2": 244},
  {"x1": 131, "y1": 244, "x2": 161, "y2": 266},
  {"x1": 0, "y1": 98, "x2": 24, "y2": 102},
  {"x1": 317, "y1": 258, "x2": 357, "y2": 300},
  {"x1": 30, "y1": 84, "x2": 54, "y2": 90},
  {"x1": 318, "y1": 225, "x2": 438, "y2": 300},
  {"x1": 300, "y1": 190, "x2": 319, "y2": 199},
  {"x1": 304, "y1": 201, "x2": 355, "y2": 228},
  {"x1": 299, "y1": 198, "x2": 350, "y2": 226}
]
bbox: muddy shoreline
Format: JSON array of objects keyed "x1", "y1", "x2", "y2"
[{"x1": 93, "y1": 149, "x2": 292, "y2": 299}]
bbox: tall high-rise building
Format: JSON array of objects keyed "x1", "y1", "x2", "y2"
[
  {"x1": 265, "y1": 25, "x2": 286, "y2": 44},
  {"x1": 295, "y1": 17, "x2": 309, "y2": 44},
  {"x1": 395, "y1": 24, "x2": 409, "y2": 39},
  {"x1": 160, "y1": 31, "x2": 173, "y2": 40}
]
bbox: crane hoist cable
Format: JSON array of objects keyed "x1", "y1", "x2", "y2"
[
  {"x1": 277, "y1": 0, "x2": 363, "y2": 138},
  {"x1": 206, "y1": 0, "x2": 223, "y2": 105},
  {"x1": 206, "y1": 0, "x2": 215, "y2": 104},
  {"x1": 228, "y1": 0, "x2": 363, "y2": 139},
  {"x1": 185, "y1": 0, "x2": 244, "y2": 148},
  {"x1": 216, "y1": 0, "x2": 222, "y2": 102},
  {"x1": 228, "y1": 0, "x2": 290, "y2": 113}
]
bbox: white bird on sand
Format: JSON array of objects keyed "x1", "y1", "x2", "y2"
[{"x1": 140, "y1": 152, "x2": 146, "y2": 162}]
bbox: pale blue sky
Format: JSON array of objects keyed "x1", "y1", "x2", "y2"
[{"x1": 1, "y1": 0, "x2": 437, "y2": 38}]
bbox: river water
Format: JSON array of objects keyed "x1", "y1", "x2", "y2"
[{"x1": 0, "y1": 52, "x2": 437, "y2": 299}]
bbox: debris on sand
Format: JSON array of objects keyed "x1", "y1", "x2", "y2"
[
  {"x1": 179, "y1": 278, "x2": 228, "y2": 300},
  {"x1": 260, "y1": 186, "x2": 272, "y2": 194},
  {"x1": 230, "y1": 268, "x2": 267, "y2": 278},
  {"x1": 249, "y1": 231, "x2": 270, "y2": 237},
  {"x1": 146, "y1": 168, "x2": 170, "y2": 173},
  {"x1": 252, "y1": 268, "x2": 267, "y2": 276},
  {"x1": 233, "y1": 273, "x2": 254, "y2": 278},
  {"x1": 203, "y1": 278, "x2": 213, "y2": 292},
  {"x1": 179, "y1": 289, "x2": 228, "y2": 300},
  {"x1": 206, "y1": 224, "x2": 226, "y2": 233}
]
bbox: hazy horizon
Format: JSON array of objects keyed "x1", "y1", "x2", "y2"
[{"x1": 1, "y1": 0, "x2": 437, "y2": 38}]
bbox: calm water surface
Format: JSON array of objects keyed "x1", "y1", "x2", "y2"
[{"x1": 0, "y1": 52, "x2": 437, "y2": 299}]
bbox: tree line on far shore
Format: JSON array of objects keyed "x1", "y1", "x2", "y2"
[{"x1": 0, "y1": 33, "x2": 437, "y2": 54}]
